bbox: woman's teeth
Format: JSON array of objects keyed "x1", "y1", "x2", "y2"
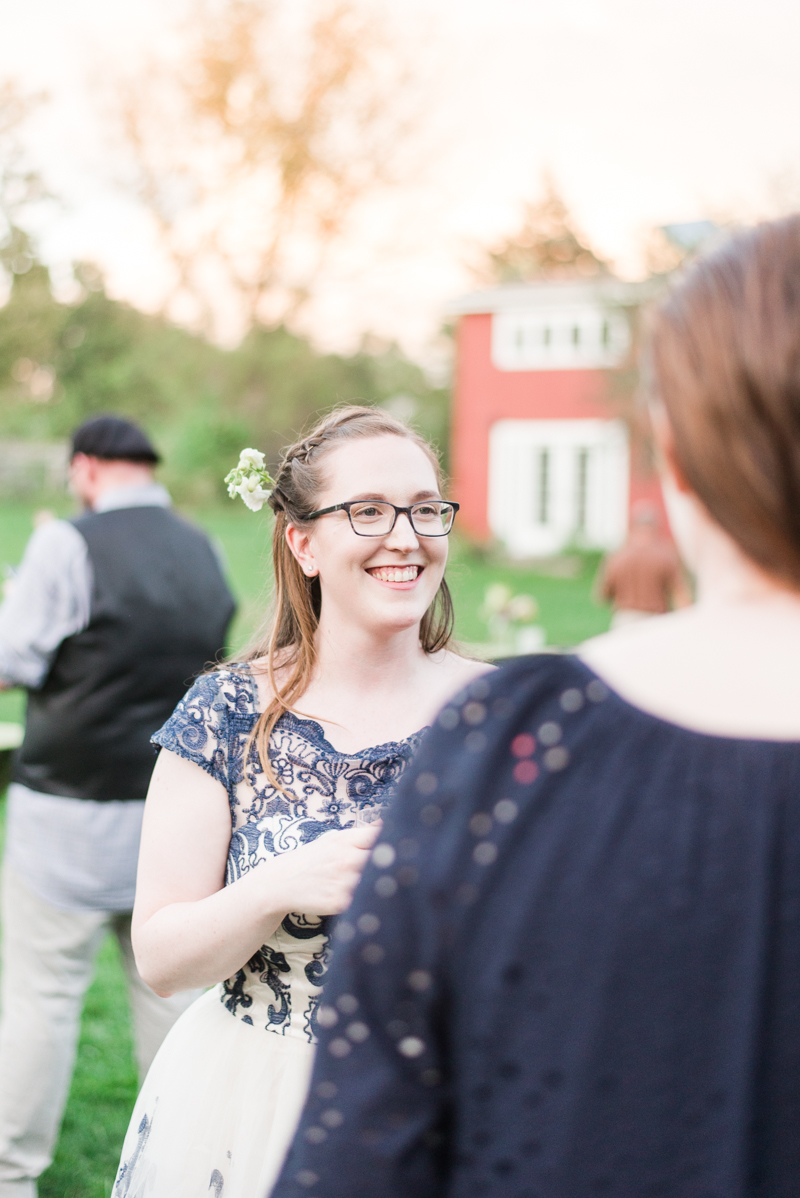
[{"x1": 370, "y1": 566, "x2": 420, "y2": 583}]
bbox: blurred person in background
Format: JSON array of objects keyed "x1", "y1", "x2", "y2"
[
  {"x1": 271, "y1": 216, "x2": 800, "y2": 1198},
  {"x1": 597, "y1": 500, "x2": 692, "y2": 627},
  {"x1": 0, "y1": 415, "x2": 236, "y2": 1198},
  {"x1": 112, "y1": 408, "x2": 488, "y2": 1198}
]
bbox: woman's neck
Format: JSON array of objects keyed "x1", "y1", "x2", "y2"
[
  {"x1": 580, "y1": 501, "x2": 800, "y2": 739},
  {"x1": 692, "y1": 504, "x2": 796, "y2": 609},
  {"x1": 312, "y1": 614, "x2": 428, "y2": 696},
  {"x1": 271, "y1": 611, "x2": 486, "y2": 754}
]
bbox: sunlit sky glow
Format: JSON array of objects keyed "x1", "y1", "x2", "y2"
[{"x1": 3, "y1": 0, "x2": 800, "y2": 365}]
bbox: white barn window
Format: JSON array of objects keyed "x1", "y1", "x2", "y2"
[
  {"x1": 491, "y1": 305, "x2": 631, "y2": 371},
  {"x1": 488, "y1": 419, "x2": 629, "y2": 557}
]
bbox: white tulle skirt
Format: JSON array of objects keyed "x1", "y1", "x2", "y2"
[{"x1": 113, "y1": 985, "x2": 316, "y2": 1198}]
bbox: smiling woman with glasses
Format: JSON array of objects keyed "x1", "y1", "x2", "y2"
[{"x1": 113, "y1": 406, "x2": 491, "y2": 1198}]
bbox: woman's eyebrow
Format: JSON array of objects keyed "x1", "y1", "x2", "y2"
[{"x1": 346, "y1": 490, "x2": 442, "y2": 502}]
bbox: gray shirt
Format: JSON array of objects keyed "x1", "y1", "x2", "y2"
[
  {"x1": 0, "y1": 482, "x2": 172, "y2": 911},
  {"x1": 0, "y1": 482, "x2": 172, "y2": 688}
]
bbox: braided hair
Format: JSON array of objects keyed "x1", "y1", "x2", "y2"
[{"x1": 243, "y1": 405, "x2": 455, "y2": 785}]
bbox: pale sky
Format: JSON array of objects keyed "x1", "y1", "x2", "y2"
[{"x1": 3, "y1": 0, "x2": 800, "y2": 364}]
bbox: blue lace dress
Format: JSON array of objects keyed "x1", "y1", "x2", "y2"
[{"x1": 113, "y1": 666, "x2": 424, "y2": 1198}]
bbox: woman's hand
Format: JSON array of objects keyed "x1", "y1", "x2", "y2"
[
  {"x1": 132, "y1": 749, "x2": 383, "y2": 995},
  {"x1": 264, "y1": 825, "x2": 380, "y2": 918}
]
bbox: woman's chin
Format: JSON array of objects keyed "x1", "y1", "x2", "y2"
[
  {"x1": 367, "y1": 602, "x2": 432, "y2": 638},
  {"x1": 329, "y1": 584, "x2": 441, "y2": 637}
]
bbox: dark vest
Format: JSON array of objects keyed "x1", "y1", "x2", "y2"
[{"x1": 14, "y1": 506, "x2": 236, "y2": 801}]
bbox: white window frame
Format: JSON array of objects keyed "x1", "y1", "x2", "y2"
[
  {"x1": 491, "y1": 305, "x2": 631, "y2": 371},
  {"x1": 488, "y1": 418, "x2": 629, "y2": 557}
]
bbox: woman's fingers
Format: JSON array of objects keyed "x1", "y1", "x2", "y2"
[
  {"x1": 310, "y1": 825, "x2": 380, "y2": 857},
  {"x1": 343, "y1": 824, "x2": 382, "y2": 850},
  {"x1": 265, "y1": 822, "x2": 384, "y2": 916}
]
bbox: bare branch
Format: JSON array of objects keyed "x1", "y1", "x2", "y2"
[
  {"x1": 106, "y1": 0, "x2": 418, "y2": 335},
  {"x1": 0, "y1": 80, "x2": 49, "y2": 245}
]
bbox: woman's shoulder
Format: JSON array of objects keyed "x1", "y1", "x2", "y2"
[
  {"x1": 181, "y1": 664, "x2": 258, "y2": 713},
  {"x1": 437, "y1": 648, "x2": 800, "y2": 757},
  {"x1": 153, "y1": 665, "x2": 257, "y2": 746},
  {"x1": 579, "y1": 605, "x2": 800, "y2": 740},
  {"x1": 441, "y1": 652, "x2": 599, "y2": 720},
  {"x1": 441, "y1": 648, "x2": 496, "y2": 678},
  {"x1": 152, "y1": 665, "x2": 258, "y2": 782},
  {"x1": 412, "y1": 654, "x2": 599, "y2": 774},
  {"x1": 432, "y1": 648, "x2": 496, "y2": 696},
  {"x1": 243, "y1": 653, "x2": 299, "y2": 714},
  {"x1": 409, "y1": 652, "x2": 799, "y2": 837}
]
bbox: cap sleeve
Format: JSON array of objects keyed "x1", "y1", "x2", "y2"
[{"x1": 151, "y1": 669, "x2": 254, "y2": 791}]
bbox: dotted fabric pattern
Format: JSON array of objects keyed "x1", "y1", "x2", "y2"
[{"x1": 271, "y1": 654, "x2": 800, "y2": 1198}]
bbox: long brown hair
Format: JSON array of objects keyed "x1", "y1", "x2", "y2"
[
  {"x1": 649, "y1": 215, "x2": 800, "y2": 589},
  {"x1": 242, "y1": 405, "x2": 455, "y2": 782}
]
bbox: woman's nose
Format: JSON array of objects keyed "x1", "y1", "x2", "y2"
[{"x1": 385, "y1": 512, "x2": 419, "y2": 550}]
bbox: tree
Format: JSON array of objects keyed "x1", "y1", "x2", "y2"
[
  {"x1": 0, "y1": 245, "x2": 447, "y2": 501},
  {"x1": 0, "y1": 80, "x2": 49, "y2": 255},
  {"x1": 0, "y1": 82, "x2": 65, "y2": 431},
  {"x1": 478, "y1": 176, "x2": 610, "y2": 285},
  {"x1": 112, "y1": 0, "x2": 417, "y2": 336}
]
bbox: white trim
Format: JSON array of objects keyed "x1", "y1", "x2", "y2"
[{"x1": 446, "y1": 278, "x2": 648, "y2": 317}]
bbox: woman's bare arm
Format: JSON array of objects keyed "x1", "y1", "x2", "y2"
[{"x1": 132, "y1": 749, "x2": 378, "y2": 996}]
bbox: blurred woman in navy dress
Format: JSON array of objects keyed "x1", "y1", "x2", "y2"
[{"x1": 272, "y1": 217, "x2": 800, "y2": 1198}]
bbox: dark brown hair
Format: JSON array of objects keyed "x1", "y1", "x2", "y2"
[
  {"x1": 243, "y1": 405, "x2": 454, "y2": 781},
  {"x1": 649, "y1": 215, "x2": 800, "y2": 588}
]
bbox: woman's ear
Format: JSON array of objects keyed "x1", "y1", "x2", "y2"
[{"x1": 284, "y1": 523, "x2": 319, "y2": 578}]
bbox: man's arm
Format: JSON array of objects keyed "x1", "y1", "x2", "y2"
[
  {"x1": 668, "y1": 563, "x2": 693, "y2": 610},
  {"x1": 595, "y1": 554, "x2": 618, "y2": 605},
  {"x1": 662, "y1": 546, "x2": 693, "y2": 611},
  {"x1": 0, "y1": 520, "x2": 92, "y2": 689}
]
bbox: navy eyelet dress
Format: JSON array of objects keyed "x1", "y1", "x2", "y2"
[
  {"x1": 113, "y1": 665, "x2": 425, "y2": 1198},
  {"x1": 272, "y1": 653, "x2": 800, "y2": 1198}
]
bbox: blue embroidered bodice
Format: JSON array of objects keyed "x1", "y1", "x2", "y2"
[{"x1": 152, "y1": 666, "x2": 425, "y2": 1042}]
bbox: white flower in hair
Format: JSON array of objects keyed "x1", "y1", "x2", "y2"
[
  {"x1": 237, "y1": 475, "x2": 271, "y2": 511},
  {"x1": 224, "y1": 448, "x2": 275, "y2": 512},
  {"x1": 238, "y1": 447, "x2": 266, "y2": 470}
]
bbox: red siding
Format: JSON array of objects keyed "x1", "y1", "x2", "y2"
[{"x1": 451, "y1": 313, "x2": 613, "y2": 541}]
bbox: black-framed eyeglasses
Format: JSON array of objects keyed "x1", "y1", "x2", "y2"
[{"x1": 306, "y1": 499, "x2": 459, "y2": 537}]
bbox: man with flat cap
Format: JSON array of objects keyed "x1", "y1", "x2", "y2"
[{"x1": 0, "y1": 415, "x2": 236, "y2": 1198}]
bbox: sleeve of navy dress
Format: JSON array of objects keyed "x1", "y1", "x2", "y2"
[{"x1": 270, "y1": 654, "x2": 800, "y2": 1198}]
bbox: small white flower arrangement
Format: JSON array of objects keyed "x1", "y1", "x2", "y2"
[
  {"x1": 224, "y1": 448, "x2": 275, "y2": 512},
  {"x1": 481, "y1": 583, "x2": 545, "y2": 654},
  {"x1": 481, "y1": 583, "x2": 538, "y2": 627}
]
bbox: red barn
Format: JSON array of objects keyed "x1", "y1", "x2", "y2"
[{"x1": 448, "y1": 279, "x2": 661, "y2": 557}]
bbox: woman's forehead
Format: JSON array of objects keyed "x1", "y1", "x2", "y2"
[{"x1": 320, "y1": 435, "x2": 438, "y2": 490}]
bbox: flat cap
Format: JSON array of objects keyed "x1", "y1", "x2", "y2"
[{"x1": 71, "y1": 415, "x2": 161, "y2": 464}]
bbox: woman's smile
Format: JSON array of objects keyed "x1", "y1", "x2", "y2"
[{"x1": 365, "y1": 563, "x2": 423, "y2": 588}]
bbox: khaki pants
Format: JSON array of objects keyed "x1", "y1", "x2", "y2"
[{"x1": 0, "y1": 865, "x2": 199, "y2": 1197}]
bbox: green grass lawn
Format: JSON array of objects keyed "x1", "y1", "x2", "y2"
[{"x1": 0, "y1": 498, "x2": 612, "y2": 1195}]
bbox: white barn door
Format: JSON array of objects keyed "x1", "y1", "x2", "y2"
[{"x1": 488, "y1": 418, "x2": 629, "y2": 557}]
